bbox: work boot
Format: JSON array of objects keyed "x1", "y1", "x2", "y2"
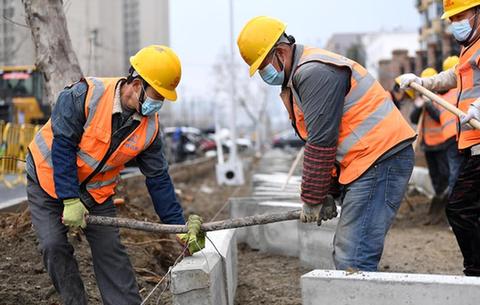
[{"x1": 424, "y1": 192, "x2": 448, "y2": 225}]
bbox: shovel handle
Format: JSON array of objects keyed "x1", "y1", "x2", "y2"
[{"x1": 409, "y1": 82, "x2": 480, "y2": 130}]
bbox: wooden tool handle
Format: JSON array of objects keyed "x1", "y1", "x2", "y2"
[
  {"x1": 409, "y1": 82, "x2": 480, "y2": 130},
  {"x1": 87, "y1": 209, "x2": 302, "y2": 234}
]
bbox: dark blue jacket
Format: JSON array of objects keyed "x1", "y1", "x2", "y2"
[{"x1": 26, "y1": 80, "x2": 185, "y2": 225}]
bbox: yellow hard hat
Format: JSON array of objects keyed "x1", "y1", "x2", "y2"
[
  {"x1": 129, "y1": 45, "x2": 181, "y2": 101},
  {"x1": 394, "y1": 76, "x2": 415, "y2": 99},
  {"x1": 442, "y1": 0, "x2": 480, "y2": 19},
  {"x1": 237, "y1": 16, "x2": 287, "y2": 76},
  {"x1": 421, "y1": 67, "x2": 438, "y2": 78},
  {"x1": 443, "y1": 55, "x2": 459, "y2": 71}
]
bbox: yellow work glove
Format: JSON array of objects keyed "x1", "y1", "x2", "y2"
[
  {"x1": 62, "y1": 198, "x2": 89, "y2": 229},
  {"x1": 176, "y1": 214, "x2": 205, "y2": 255}
]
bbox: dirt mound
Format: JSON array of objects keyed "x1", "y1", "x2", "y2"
[{"x1": 0, "y1": 201, "x2": 184, "y2": 305}]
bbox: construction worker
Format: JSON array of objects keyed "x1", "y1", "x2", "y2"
[
  {"x1": 441, "y1": 56, "x2": 465, "y2": 195},
  {"x1": 410, "y1": 68, "x2": 451, "y2": 224},
  {"x1": 237, "y1": 16, "x2": 416, "y2": 271},
  {"x1": 399, "y1": 0, "x2": 480, "y2": 276},
  {"x1": 26, "y1": 45, "x2": 204, "y2": 305},
  {"x1": 389, "y1": 83, "x2": 407, "y2": 109}
]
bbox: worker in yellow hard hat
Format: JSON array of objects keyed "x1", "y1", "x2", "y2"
[
  {"x1": 26, "y1": 45, "x2": 204, "y2": 304},
  {"x1": 388, "y1": 77, "x2": 415, "y2": 110},
  {"x1": 443, "y1": 55, "x2": 460, "y2": 71},
  {"x1": 410, "y1": 68, "x2": 453, "y2": 224},
  {"x1": 238, "y1": 16, "x2": 416, "y2": 272},
  {"x1": 399, "y1": 0, "x2": 480, "y2": 276}
]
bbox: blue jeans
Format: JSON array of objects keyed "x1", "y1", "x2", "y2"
[{"x1": 333, "y1": 145, "x2": 414, "y2": 271}]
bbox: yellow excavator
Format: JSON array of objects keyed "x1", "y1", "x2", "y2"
[{"x1": 0, "y1": 65, "x2": 49, "y2": 124}]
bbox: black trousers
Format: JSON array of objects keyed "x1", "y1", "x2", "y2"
[
  {"x1": 447, "y1": 154, "x2": 480, "y2": 276},
  {"x1": 425, "y1": 149, "x2": 449, "y2": 195},
  {"x1": 27, "y1": 178, "x2": 142, "y2": 305}
]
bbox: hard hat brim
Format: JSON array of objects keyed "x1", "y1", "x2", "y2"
[
  {"x1": 442, "y1": 3, "x2": 480, "y2": 19},
  {"x1": 154, "y1": 86, "x2": 177, "y2": 101}
]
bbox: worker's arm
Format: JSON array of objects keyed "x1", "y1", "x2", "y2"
[
  {"x1": 51, "y1": 81, "x2": 87, "y2": 199},
  {"x1": 410, "y1": 104, "x2": 423, "y2": 125},
  {"x1": 293, "y1": 62, "x2": 350, "y2": 206},
  {"x1": 424, "y1": 101, "x2": 441, "y2": 123},
  {"x1": 136, "y1": 128, "x2": 186, "y2": 225},
  {"x1": 421, "y1": 68, "x2": 457, "y2": 92}
]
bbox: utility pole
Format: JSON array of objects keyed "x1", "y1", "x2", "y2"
[{"x1": 215, "y1": 0, "x2": 244, "y2": 185}]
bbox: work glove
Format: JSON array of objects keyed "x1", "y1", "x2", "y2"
[
  {"x1": 62, "y1": 198, "x2": 89, "y2": 229},
  {"x1": 176, "y1": 214, "x2": 206, "y2": 255},
  {"x1": 460, "y1": 104, "x2": 480, "y2": 125},
  {"x1": 300, "y1": 195, "x2": 338, "y2": 226},
  {"x1": 399, "y1": 73, "x2": 422, "y2": 89}
]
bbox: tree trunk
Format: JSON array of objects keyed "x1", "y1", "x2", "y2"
[{"x1": 22, "y1": 0, "x2": 83, "y2": 106}]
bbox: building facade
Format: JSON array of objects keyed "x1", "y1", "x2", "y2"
[
  {"x1": 417, "y1": 0, "x2": 460, "y2": 71},
  {"x1": 0, "y1": 0, "x2": 170, "y2": 76}
]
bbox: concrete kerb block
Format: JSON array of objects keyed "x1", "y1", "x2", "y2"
[
  {"x1": 229, "y1": 196, "x2": 301, "y2": 248},
  {"x1": 301, "y1": 270, "x2": 480, "y2": 305},
  {"x1": 252, "y1": 173, "x2": 301, "y2": 186},
  {"x1": 171, "y1": 229, "x2": 237, "y2": 305},
  {"x1": 171, "y1": 252, "x2": 226, "y2": 305},
  {"x1": 252, "y1": 191, "x2": 300, "y2": 198},
  {"x1": 229, "y1": 197, "x2": 262, "y2": 248},
  {"x1": 0, "y1": 196, "x2": 28, "y2": 213},
  {"x1": 257, "y1": 201, "x2": 302, "y2": 257},
  {"x1": 298, "y1": 208, "x2": 340, "y2": 269},
  {"x1": 205, "y1": 229, "x2": 237, "y2": 305}
]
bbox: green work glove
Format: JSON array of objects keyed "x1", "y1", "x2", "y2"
[
  {"x1": 62, "y1": 198, "x2": 89, "y2": 229},
  {"x1": 176, "y1": 214, "x2": 205, "y2": 255}
]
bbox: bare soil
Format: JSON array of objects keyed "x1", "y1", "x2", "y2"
[
  {"x1": 0, "y1": 158, "x2": 464, "y2": 305},
  {"x1": 0, "y1": 163, "x2": 248, "y2": 305}
]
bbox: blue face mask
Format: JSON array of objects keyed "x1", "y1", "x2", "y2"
[
  {"x1": 259, "y1": 52, "x2": 285, "y2": 86},
  {"x1": 141, "y1": 97, "x2": 164, "y2": 116},
  {"x1": 259, "y1": 63, "x2": 285, "y2": 86},
  {"x1": 136, "y1": 85, "x2": 164, "y2": 116},
  {"x1": 450, "y1": 16, "x2": 475, "y2": 42}
]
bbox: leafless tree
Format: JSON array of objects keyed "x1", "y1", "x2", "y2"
[
  {"x1": 212, "y1": 51, "x2": 270, "y2": 126},
  {"x1": 212, "y1": 51, "x2": 271, "y2": 152},
  {"x1": 22, "y1": 0, "x2": 82, "y2": 106}
]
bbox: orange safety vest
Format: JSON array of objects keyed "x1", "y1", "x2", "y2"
[
  {"x1": 28, "y1": 77, "x2": 159, "y2": 203},
  {"x1": 280, "y1": 46, "x2": 415, "y2": 185},
  {"x1": 456, "y1": 38, "x2": 480, "y2": 149},
  {"x1": 439, "y1": 89, "x2": 458, "y2": 142},
  {"x1": 421, "y1": 91, "x2": 458, "y2": 147}
]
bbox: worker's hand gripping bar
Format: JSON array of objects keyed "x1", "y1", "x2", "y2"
[{"x1": 409, "y1": 82, "x2": 480, "y2": 130}]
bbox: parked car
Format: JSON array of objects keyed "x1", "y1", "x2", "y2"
[{"x1": 272, "y1": 130, "x2": 304, "y2": 148}]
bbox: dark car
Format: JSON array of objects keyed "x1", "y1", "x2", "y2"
[{"x1": 272, "y1": 130, "x2": 304, "y2": 148}]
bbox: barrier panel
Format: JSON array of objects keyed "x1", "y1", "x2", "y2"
[{"x1": 0, "y1": 122, "x2": 40, "y2": 188}]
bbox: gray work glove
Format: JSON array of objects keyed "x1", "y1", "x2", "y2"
[
  {"x1": 460, "y1": 104, "x2": 480, "y2": 125},
  {"x1": 300, "y1": 195, "x2": 338, "y2": 226},
  {"x1": 398, "y1": 73, "x2": 422, "y2": 89}
]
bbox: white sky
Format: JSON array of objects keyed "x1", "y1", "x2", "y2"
[{"x1": 170, "y1": 0, "x2": 421, "y2": 100}]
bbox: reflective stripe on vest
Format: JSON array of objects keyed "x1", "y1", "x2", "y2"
[
  {"x1": 280, "y1": 46, "x2": 415, "y2": 184},
  {"x1": 28, "y1": 77, "x2": 159, "y2": 203},
  {"x1": 439, "y1": 89, "x2": 458, "y2": 142},
  {"x1": 422, "y1": 107, "x2": 445, "y2": 147},
  {"x1": 456, "y1": 39, "x2": 480, "y2": 148}
]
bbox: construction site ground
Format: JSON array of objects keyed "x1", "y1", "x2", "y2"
[{"x1": 0, "y1": 157, "x2": 463, "y2": 305}]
